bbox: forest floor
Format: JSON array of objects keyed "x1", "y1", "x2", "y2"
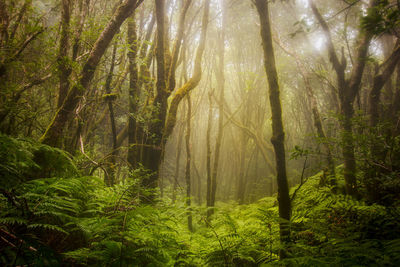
[{"x1": 1, "y1": 134, "x2": 400, "y2": 266}]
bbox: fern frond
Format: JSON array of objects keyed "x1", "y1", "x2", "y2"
[{"x1": 27, "y1": 223, "x2": 68, "y2": 235}]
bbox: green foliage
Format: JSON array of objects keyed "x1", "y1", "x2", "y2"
[
  {"x1": 1, "y1": 135, "x2": 400, "y2": 266},
  {"x1": 287, "y1": 169, "x2": 400, "y2": 266},
  {"x1": 290, "y1": 145, "x2": 310, "y2": 160},
  {"x1": 361, "y1": 0, "x2": 400, "y2": 35},
  {"x1": 0, "y1": 134, "x2": 77, "y2": 189}
]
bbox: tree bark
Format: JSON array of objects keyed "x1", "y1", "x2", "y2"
[
  {"x1": 206, "y1": 92, "x2": 213, "y2": 218},
  {"x1": 392, "y1": 63, "x2": 400, "y2": 136},
  {"x1": 253, "y1": 0, "x2": 291, "y2": 258},
  {"x1": 127, "y1": 13, "x2": 139, "y2": 170},
  {"x1": 57, "y1": 0, "x2": 72, "y2": 108},
  {"x1": 236, "y1": 130, "x2": 247, "y2": 204},
  {"x1": 209, "y1": 0, "x2": 226, "y2": 213},
  {"x1": 185, "y1": 93, "x2": 193, "y2": 232},
  {"x1": 172, "y1": 121, "x2": 184, "y2": 203},
  {"x1": 105, "y1": 43, "x2": 118, "y2": 186}
]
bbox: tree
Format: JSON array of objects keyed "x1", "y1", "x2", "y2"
[
  {"x1": 253, "y1": 0, "x2": 291, "y2": 258},
  {"x1": 309, "y1": 0, "x2": 377, "y2": 197},
  {"x1": 185, "y1": 93, "x2": 193, "y2": 231},
  {"x1": 127, "y1": 12, "x2": 139, "y2": 170}
]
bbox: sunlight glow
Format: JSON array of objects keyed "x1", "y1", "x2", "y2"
[{"x1": 312, "y1": 34, "x2": 326, "y2": 51}]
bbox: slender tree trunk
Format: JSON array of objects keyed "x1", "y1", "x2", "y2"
[
  {"x1": 172, "y1": 121, "x2": 184, "y2": 203},
  {"x1": 153, "y1": 0, "x2": 167, "y2": 142},
  {"x1": 0, "y1": 0, "x2": 8, "y2": 48},
  {"x1": 254, "y1": 0, "x2": 291, "y2": 258},
  {"x1": 206, "y1": 92, "x2": 213, "y2": 218},
  {"x1": 392, "y1": 63, "x2": 400, "y2": 137},
  {"x1": 193, "y1": 157, "x2": 202, "y2": 205},
  {"x1": 105, "y1": 43, "x2": 118, "y2": 186},
  {"x1": 340, "y1": 103, "x2": 358, "y2": 195},
  {"x1": 127, "y1": 13, "x2": 139, "y2": 170},
  {"x1": 305, "y1": 76, "x2": 336, "y2": 188},
  {"x1": 57, "y1": 0, "x2": 72, "y2": 108},
  {"x1": 185, "y1": 94, "x2": 193, "y2": 232},
  {"x1": 209, "y1": 0, "x2": 226, "y2": 214},
  {"x1": 236, "y1": 130, "x2": 247, "y2": 204}
]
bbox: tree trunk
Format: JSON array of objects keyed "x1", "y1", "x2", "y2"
[
  {"x1": 305, "y1": 76, "x2": 336, "y2": 188},
  {"x1": 392, "y1": 63, "x2": 400, "y2": 137},
  {"x1": 206, "y1": 92, "x2": 213, "y2": 219},
  {"x1": 105, "y1": 43, "x2": 118, "y2": 186},
  {"x1": 236, "y1": 130, "x2": 247, "y2": 204},
  {"x1": 209, "y1": 0, "x2": 226, "y2": 214},
  {"x1": 185, "y1": 94, "x2": 193, "y2": 232},
  {"x1": 193, "y1": 157, "x2": 202, "y2": 205},
  {"x1": 127, "y1": 13, "x2": 139, "y2": 170},
  {"x1": 172, "y1": 120, "x2": 184, "y2": 203},
  {"x1": 254, "y1": 0, "x2": 291, "y2": 258},
  {"x1": 135, "y1": 0, "x2": 166, "y2": 202},
  {"x1": 57, "y1": 0, "x2": 72, "y2": 108}
]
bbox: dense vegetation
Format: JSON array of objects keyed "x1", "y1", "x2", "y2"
[
  {"x1": 2, "y1": 0, "x2": 400, "y2": 266},
  {"x1": 1, "y1": 134, "x2": 400, "y2": 266}
]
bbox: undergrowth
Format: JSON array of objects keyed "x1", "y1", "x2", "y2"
[{"x1": 1, "y1": 134, "x2": 400, "y2": 266}]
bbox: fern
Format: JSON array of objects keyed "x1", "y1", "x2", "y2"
[
  {"x1": 0, "y1": 217, "x2": 28, "y2": 225},
  {"x1": 27, "y1": 223, "x2": 69, "y2": 235}
]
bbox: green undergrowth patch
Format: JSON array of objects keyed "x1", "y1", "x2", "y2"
[
  {"x1": 1, "y1": 135, "x2": 400, "y2": 266},
  {"x1": 283, "y1": 167, "x2": 400, "y2": 266}
]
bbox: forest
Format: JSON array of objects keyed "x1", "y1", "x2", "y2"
[{"x1": 1, "y1": 0, "x2": 400, "y2": 265}]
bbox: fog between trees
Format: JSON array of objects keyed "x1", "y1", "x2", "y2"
[{"x1": 2, "y1": 0, "x2": 400, "y2": 263}]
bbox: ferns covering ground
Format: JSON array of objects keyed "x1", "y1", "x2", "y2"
[{"x1": 1, "y1": 134, "x2": 400, "y2": 266}]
